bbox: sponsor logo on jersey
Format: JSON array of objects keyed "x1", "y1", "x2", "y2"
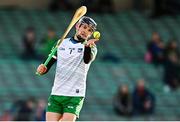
[
  {"x1": 78, "y1": 48, "x2": 83, "y2": 53},
  {"x1": 69, "y1": 48, "x2": 75, "y2": 50}
]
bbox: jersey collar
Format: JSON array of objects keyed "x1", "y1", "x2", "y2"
[{"x1": 70, "y1": 37, "x2": 86, "y2": 44}]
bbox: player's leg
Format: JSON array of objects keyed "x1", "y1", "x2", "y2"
[
  {"x1": 61, "y1": 113, "x2": 76, "y2": 121},
  {"x1": 46, "y1": 112, "x2": 62, "y2": 121},
  {"x1": 61, "y1": 96, "x2": 84, "y2": 121},
  {"x1": 46, "y1": 95, "x2": 63, "y2": 121}
]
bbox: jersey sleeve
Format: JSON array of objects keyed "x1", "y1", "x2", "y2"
[
  {"x1": 91, "y1": 45, "x2": 97, "y2": 62},
  {"x1": 83, "y1": 45, "x2": 97, "y2": 64},
  {"x1": 44, "y1": 51, "x2": 57, "y2": 73}
]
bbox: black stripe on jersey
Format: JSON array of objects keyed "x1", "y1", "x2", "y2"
[
  {"x1": 43, "y1": 52, "x2": 57, "y2": 73},
  {"x1": 83, "y1": 46, "x2": 92, "y2": 64}
]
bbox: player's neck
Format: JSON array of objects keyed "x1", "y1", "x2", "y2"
[
  {"x1": 74, "y1": 35, "x2": 79, "y2": 41},
  {"x1": 74, "y1": 35, "x2": 85, "y2": 43}
]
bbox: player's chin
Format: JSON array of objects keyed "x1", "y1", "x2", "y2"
[
  {"x1": 80, "y1": 35, "x2": 88, "y2": 40},
  {"x1": 77, "y1": 35, "x2": 87, "y2": 41}
]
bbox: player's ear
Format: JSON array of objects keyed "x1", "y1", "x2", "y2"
[{"x1": 75, "y1": 23, "x2": 80, "y2": 30}]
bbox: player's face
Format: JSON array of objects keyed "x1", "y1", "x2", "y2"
[{"x1": 76, "y1": 23, "x2": 94, "y2": 40}]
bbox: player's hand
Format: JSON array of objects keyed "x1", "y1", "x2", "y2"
[
  {"x1": 86, "y1": 39, "x2": 98, "y2": 47},
  {"x1": 37, "y1": 64, "x2": 47, "y2": 75}
]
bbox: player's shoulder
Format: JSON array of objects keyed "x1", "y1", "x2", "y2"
[
  {"x1": 64, "y1": 37, "x2": 71, "y2": 41},
  {"x1": 61, "y1": 38, "x2": 71, "y2": 44}
]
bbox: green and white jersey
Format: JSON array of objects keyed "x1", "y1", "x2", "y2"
[{"x1": 51, "y1": 38, "x2": 97, "y2": 97}]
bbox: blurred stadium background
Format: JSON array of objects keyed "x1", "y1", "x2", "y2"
[{"x1": 0, "y1": 0, "x2": 180, "y2": 121}]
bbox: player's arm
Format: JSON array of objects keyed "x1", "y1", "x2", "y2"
[
  {"x1": 84, "y1": 39, "x2": 98, "y2": 64},
  {"x1": 37, "y1": 52, "x2": 57, "y2": 75}
]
